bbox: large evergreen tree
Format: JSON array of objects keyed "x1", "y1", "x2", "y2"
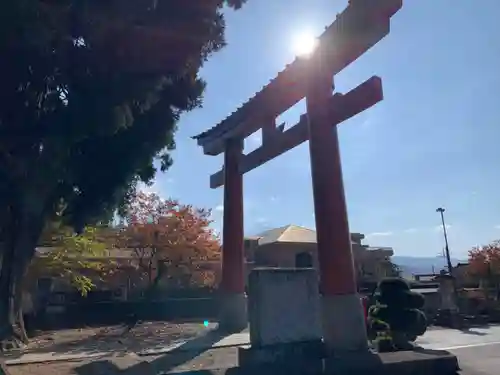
[{"x1": 0, "y1": 0, "x2": 247, "y2": 347}]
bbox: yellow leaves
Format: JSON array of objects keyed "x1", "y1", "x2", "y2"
[
  {"x1": 69, "y1": 275, "x2": 95, "y2": 297},
  {"x1": 30, "y1": 223, "x2": 115, "y2": 295}
]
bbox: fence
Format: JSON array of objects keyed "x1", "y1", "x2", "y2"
[{"x1": 27, "y1": 297, "x2": 218, "y2": 331}]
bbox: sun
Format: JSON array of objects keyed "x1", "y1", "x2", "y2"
[{"x1": 291, "y1": 32, "x2": 319, "y2": 57}]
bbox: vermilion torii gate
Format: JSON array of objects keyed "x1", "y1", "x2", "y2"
[{"x1": 193, "y1": 0, "x2": 402, "y2": 352}]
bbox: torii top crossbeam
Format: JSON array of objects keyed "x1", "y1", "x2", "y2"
[{"x1": 193, "y1": 0, "x2": 402, "y2": 163}]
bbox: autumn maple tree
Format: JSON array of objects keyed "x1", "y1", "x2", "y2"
[
  {"x1": 468, "y1": 240, "x2": 500, "y2": 298},
  {"x1": 118, "y1": 191, "x2": 221, "y2": 297}
]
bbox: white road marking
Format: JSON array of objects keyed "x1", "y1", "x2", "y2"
[{"x1": 438, "y1": 341, "x2": 500, "y2": 350}]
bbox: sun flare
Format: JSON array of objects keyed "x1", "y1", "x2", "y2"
[{"x1": 291, "y1": 32, "x2": 319, "y2": 57}]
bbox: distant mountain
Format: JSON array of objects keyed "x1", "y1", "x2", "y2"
[{"x1": 392, "y1": 256, "x2": 467, "y2": 277}]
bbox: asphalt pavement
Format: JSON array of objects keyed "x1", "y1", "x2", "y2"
[
  {"x1": 416, "y1": 325, "x2": 500, "y2": 375},
  {"x1": 451, "y1": 343, "x2": 500, "y2": 375}
]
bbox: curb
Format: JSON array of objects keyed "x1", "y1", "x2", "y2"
[{"x1": 4, "y1": 351, "x2": 125, "y2": 366}]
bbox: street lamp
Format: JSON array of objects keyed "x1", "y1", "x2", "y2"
[
  {"x1": 436, "y1": 207, "x2": 454, "y2": 275},
  {"x1": 436, "y1": 207, "x2": 462, "y2": 322}
]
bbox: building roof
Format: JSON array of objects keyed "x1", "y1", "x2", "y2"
[
  {"x1": 255, "y1": 225, "x2": 317, "y2": 246},
  {"x1": 252, "y1": 225, "x2": 378, "y2": 248}
]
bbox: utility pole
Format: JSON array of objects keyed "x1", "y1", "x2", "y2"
[{"x1": 436, "y1": 207, "x2": 453, "y2": 275}]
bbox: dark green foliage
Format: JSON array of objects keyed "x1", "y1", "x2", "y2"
[
  {"x1": 375, "y1": 288, "x2": 425, "y2": 309},
  {"x1": 368, "y1": 314, "x2": 390, "y2": 331},
  {"x1": 0, "y1": 0, "x2": 249, "y2": 239},
  {"x1": 1, "y1": 0, "x2": 248, "y2": 228},
  {"x1": 370, "y1": 306, "x2": 427, "y2": 335},
  {"x1": 0, "y1": 0, "x2": 248, "y2": 343},
  {"x1": 378, "y1": 277, "x2": 410, "y2": 294},
  {"x1": 368, "y1": 277, "x2": 428, "y2": 351}
]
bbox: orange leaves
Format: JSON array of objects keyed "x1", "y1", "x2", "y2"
[
  {"x1": 119, "y1": 191, "x2": 221, "y2": 288},
  {"x1": 468, "y1": 240, "x2": 500, "y2": 278}
]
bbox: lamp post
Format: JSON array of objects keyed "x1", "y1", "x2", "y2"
[
  {"x1": 436, "y1": 207, "x2": 461, "y2": 320},
  {"x1": 436, "y1": 207, "x2": 453, "y2": 275}
]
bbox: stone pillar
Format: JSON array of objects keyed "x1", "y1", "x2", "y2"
[
  {"x1": 239, "y1": 268, "x2": 323, "y2": 369},
  {"x1": 438, "y1": 274, "x2": 458, "y2": 311},
  {"x1": 306, "y1": 53, "x2": 368, "y2": 354},
  {"x1": 219, "y1": 137, "x2": 247, "y2": 332}
]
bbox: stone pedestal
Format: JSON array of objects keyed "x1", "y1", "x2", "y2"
[
  {"x1": 323, "y1": 350, "x2": 384, "y2": 374},
  {"x1": 437, "y1": 274, "x2": 458, "y2": 311},
  {"x1": 434, "y1": 273, "x2": 464, "y2": 329},
  {"x1": 240, "y1": 268, "x2": 322, "y2": 368},
  {"x1": 248, "y1": 268, "x2": 322, "y2": 346},
  {"x1": 238, "y1": 341, "x2": 324, "y2": 373},
  {"x1": 238, "y1": 348, "x2": 459, "y2": 375}
]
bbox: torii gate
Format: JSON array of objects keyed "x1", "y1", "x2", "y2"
[{"x1": 193, "y1": 0, "x2": 402, "y2": 353}]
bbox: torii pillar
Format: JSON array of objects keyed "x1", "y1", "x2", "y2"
[
  {"x1": 219, "y1": 138, "x2": 247, "y2": 332},
  {"x1": 306, "y1": 52, "x2": 368, "y2": 353}
]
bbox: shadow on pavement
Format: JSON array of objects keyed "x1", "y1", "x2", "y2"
[
  {"x1": 75, "y1": 327, "x2": 241, "y2": 375},
  {"x1": 77, "y1": 360, "x2": 219, "y2": 375},
  {"x1": 413, "y1": 347, "x2": 455, "y2": 356},
  {"x1": 458, "y1": 329, "x2": 488, "y2": 336},
  {"x1": 12, "y1": 322, "x2": 211, "y2": 358}
]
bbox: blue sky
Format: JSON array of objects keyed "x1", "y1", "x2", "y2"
[{"x1": 145, "y1": 0, "x2": 500, "y2": 259}]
